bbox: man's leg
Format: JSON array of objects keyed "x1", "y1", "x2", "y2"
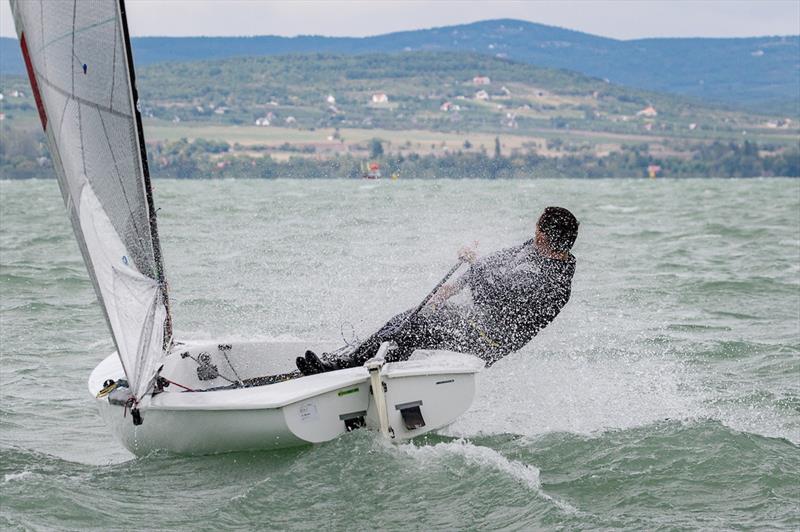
[
  {"x1": 332, "y1": 309, "x2": 415, "y2": 367},
  {"x1": 297, "y1": 309, "x2": 414, "y2": 375},
  {"x1": 339, "y1": 305, "x2": 473, "y2": 365},
  {"x1": 298, "y1": 305, "x2": 489, "y2": 375},
  {"x1": 394, "y1": 305, "x2": 501, "y2": 366}
]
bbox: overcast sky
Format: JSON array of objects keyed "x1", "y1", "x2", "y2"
[{"x1": 1, "y1": 0, "x2": 799, "y2": 40}]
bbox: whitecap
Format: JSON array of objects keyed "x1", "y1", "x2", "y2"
[
  {"x1": 4, "y1": 471, "x2": 33, "y2": 483},
  {"x1": 396, "y1": 439, "x2": 577, "y2": 514}
]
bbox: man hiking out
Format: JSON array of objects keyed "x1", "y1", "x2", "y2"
[{"x1": 296, "y1": 206, "x2": 579, "y2": 375}]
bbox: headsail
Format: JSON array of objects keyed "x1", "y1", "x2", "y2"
[{"x1": 10, "y1": 0, "x2": 172, "y2": 406}]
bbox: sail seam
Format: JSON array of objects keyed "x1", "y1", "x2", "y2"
[
  {"x1": 56, "y1": 94, "x2": 69, "y2": 149},
  {"x1": 78, "y1": 102, "x2": 87, "y2": 176},
  {"x1": 37, "y1": 16, "x2": 116, "y2": 55},
  {"x1": 70, "y1": 0, "x2": 75, "y2": 95},
  {"x1": 71, "y1": 3, "x2": 86, "y2": 177},
  {"x1": 30, "y1": 66, "x2": 134, "y2": 121},
  {"x1": 39, "y1": 0, "x2": 45, "y2": 72},
  {"x1": 109, "y1": 15, "x2": 117, "y2": 112}
]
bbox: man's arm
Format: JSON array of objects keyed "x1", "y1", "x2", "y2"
[
  {"x1": 428, "y1": 243, "x2": 480, "y2": 306},
  {"x1": 430, "y1": 271, "x2": 469, "y2": 305},
  {"x1": 430, "y1": 241, "x2": 529, "y2": 307}
]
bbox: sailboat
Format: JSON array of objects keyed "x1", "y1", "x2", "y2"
[{"x1": 10, "y1": 0, "x2": 481, "y2": 455}]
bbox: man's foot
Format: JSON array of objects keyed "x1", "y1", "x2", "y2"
[
  {"x1": 296, "y1": 350, "x2": 338, "y2": 376},
  {"x1": 295, "y1": 355, "x2": 313, "y2": 375},
  {"x1": 305, "y1": 350, "x2": 327, "y2": 373}
]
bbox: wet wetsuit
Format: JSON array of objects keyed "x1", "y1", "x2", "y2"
[{"x1": 332, "y1": 240, "x2": 576, "y2": 368}]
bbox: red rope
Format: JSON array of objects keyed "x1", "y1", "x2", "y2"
[
  {"x1": 123, "y1": 397, "x2": 136, "y2": 418},
  {"x1": 161, "y1": 378, "x2": 195, "y2": 392}
]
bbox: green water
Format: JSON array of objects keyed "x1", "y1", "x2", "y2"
[{"x1": 1, "y1": 178, "x2": 798, "y2": 530}]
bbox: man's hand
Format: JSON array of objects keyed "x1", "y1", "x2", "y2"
[
  {"x1": 458, "y1": 241, "x2": 479, "y2": 264},
  {"x1": 428, "y1": 283, "x2": 456, "y2": 308}
]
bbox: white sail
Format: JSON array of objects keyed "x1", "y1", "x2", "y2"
[{"x1": 10, "y1": 0, "x2": 172, "y2": 405}]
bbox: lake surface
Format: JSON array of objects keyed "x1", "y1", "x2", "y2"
[{"x1": 1, "y1": 178, "x2": 798, "y2": 530}]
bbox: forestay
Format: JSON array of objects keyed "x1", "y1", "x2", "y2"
[{"x1": 10, "y1": 0, "x2": 172, "y2": 405}]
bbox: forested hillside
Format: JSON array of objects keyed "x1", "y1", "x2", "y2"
[
  {"x1": 1, "y1": 19, "x2": 797, "y2": 112},
  {"x1": 1, "y1": 52, "x2": 797, "y2": 179}
]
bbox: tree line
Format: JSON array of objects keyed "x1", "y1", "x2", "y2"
[{"x1": 2, "y1": 129, "x2": 797, "y2": 179}]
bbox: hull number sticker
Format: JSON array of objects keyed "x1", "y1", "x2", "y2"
[{"x1": 299, "y1": 402, "x2": 319, "y2": 422}]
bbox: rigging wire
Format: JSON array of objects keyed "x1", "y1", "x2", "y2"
[
  {"x1": 180, "y1": 351, "x2": 240, "y2": 386},
  {"x1": 340, "y1": 321, "x2": 361, "y2": 348}
]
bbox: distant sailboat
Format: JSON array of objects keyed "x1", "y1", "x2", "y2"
[
  {"x1": 11, "y1": 0, "x2": 481, "y2": 455},
  {"x1": 361, "y1": 160, "x2": 382, "y2": 179}
]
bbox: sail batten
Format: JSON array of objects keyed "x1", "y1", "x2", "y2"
[{"x1": 11, "y1": 0, "x2": 172, "y2": 403}]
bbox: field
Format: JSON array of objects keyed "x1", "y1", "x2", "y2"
[{"x1": 143, "y1": 119, "x2": 799, "y2": 162}]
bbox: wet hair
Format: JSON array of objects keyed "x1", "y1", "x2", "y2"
[{"x1": 538, "y1": 207, "x2": 579, "y2": 252}]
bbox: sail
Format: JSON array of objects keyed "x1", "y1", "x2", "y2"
[{"x1": 10, "y1": 0, "x2": 172, "y2": 404}]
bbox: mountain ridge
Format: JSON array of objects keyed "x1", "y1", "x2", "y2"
[{"x1": 1, "y1": 18, "x2": 797, "y2": 113}]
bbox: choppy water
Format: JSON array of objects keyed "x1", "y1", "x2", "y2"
[{"x1": 1, "y1": 178, "x2": 798, "y2": 530}]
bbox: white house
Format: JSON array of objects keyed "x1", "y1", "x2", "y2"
[
  {"x1": 636, "y1": 105, "x2": 658, "y2": 118},
  {"x1": 473, "y1": 76, "x2": 491, "y2": 85},
  {"x1": 474, "y1": 90, "x2": 489, "y2": 101},
  {"x1": 326, "y1": 94, "x2": 336, "y2": 104},
  {"x1": 371, "y1": 93, "x2": 389, "y2": 103},
  {"x1": 440, "y1": 102, "x2": 462, "y2": 112}
]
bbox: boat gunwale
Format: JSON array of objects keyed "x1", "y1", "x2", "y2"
[{"x1": 90, "y1": 350, "x2": 483, "y2": 412}]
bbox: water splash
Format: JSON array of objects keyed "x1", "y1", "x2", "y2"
[{"x1": 396, "y1": 438, "x2": 578, "y2": 514}]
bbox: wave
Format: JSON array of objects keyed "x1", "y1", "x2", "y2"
[{"x1": 397, "y1": 438, "x2": 578, "y2": 514}]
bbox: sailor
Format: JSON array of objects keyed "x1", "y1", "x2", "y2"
[{"x1": 297, "y1": 206, "x2": 579, "y2": 375}]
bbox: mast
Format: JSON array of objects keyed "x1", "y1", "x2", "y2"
[{"x1": 117, "y1": 0, "x2": 173, "y2": 345}]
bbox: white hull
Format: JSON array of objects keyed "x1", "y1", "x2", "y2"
[{"x1": 89, "y1": 341, "x2": 482, "y2": 456}]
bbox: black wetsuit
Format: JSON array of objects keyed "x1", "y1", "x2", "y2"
[{"x1": 335, "y1": 240, "x2": 576, "y2": 367}]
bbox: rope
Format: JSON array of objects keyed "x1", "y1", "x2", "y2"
[
  {"x1": 123, "y1": 397, "x2": 136, "y2": 418},
  {"x1": 180, "y1": 351, "x2": 239, "y2": 385},
  {"x1": 467, "y1": 319, "x2": 501, "y2": 348},
  {"x1": 160, "y1": 377, "x2": 195, "y2": 392}
]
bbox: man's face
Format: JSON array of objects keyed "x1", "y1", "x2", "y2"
[{"x1": 534, "y1": 222, "x2": 548, "y2": 249}]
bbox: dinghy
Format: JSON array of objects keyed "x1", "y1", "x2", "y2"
[{"x1": 11, "y1": 0, "x2": 481, "y2": 455}]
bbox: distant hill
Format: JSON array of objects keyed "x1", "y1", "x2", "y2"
[
  {"x1": 127, "y1": 51, "x2": 793, "y2": 144},
  {"x1": 1, "y1": 19, "x2": 797, "y2": 113},
  {"x1": 2, "y1": 50, "x2": 797, "y2": 179}
]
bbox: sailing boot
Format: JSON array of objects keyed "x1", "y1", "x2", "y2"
[
  {"x1": 296, "y1": 350, "x2": 340, "y2": 375},
  {"x1": 295, "y1": 355, "x2": 314, "y2": 376},
  {"x1": 305, "y1": 350, "x2": 340, "y2": 373}
]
